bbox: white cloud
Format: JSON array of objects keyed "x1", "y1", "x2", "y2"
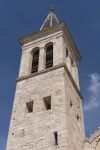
[{"x1": 83, "y1": 73, "x2": 100, "y2": 111}]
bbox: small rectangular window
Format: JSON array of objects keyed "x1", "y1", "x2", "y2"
[
  {"x1": 43, "y1": 96, "x2": 51, "y2": 110},
  {"x1": 54, "y1": 131, "x2": 58, "y2": 145},
  {"x1": 26, "y1": 101, "x2": 33, "y2": 113}
]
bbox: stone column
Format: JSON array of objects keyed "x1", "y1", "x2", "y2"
[
  {"x1": 71, "y1": 62, "x2": 80, "y2": 89},
  {"x1": 38, "y1": 46, "x2": 46, "y2": 71},
  {"x1": 74, "y1": 63, "x2": 80, "y2": 89},
  {"x1": 53, "y1": 37, "x2": 64, "y2": 66},
  {"x1": 28, "y1": 51, "x2": 33, "y2": 74},
  {"x1": 19, "y1": 51, "x2": 32, "y2": 77},
  {"x1": 71, "y1": 62, "x2": 76, "y2": 80},
  {"x1": 66, "y1": 53, "x2": 71, "y2": 72}
]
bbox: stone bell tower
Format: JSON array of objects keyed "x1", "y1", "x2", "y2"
[{"x1": 6, "y1": 9, "x2": 85, "y2": 150}]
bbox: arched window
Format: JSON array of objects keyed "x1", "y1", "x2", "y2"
[
  {"x1": 31, "y1": 48, "x2": 39, "y2": 73},
  {"x1": 45, "y1": 43, "x2": 53, "y2": 68}
]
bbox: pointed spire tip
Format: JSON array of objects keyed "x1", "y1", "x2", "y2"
[{"x1": 50, "y1": 5, "x2": 55, "y2": 12}]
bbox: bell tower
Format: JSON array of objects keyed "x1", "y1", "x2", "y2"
[{"x1": 6, "y1": 9, "x2": 85, "y2": 150}]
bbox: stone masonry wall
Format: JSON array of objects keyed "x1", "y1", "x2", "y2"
[
  {"x1": 6, "y1": 67, "x2": 69, "y2": 150},
  {"x1": 64, "y1": 69, "x2": 85, "y2": 150}
]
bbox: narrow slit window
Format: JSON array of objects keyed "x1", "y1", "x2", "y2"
[
  {"x1": 31, "y1": 49, "x2": 39, "y2": 73},
  {"x1": 66, "y1": 48, "x2": 68, "y2": 57},
  {"x1": 46, "y1": 45, "x2": 53, "y2": 68},
  {"x1": 70, "y1": 100, "x2": 73, "y2": 108},
  {"x1": 43, "y1": 96, "x2": 51, "y2": 110},
  {"x1": 77, "y1": 114, "x2": 80, "y2": 120},
  {"x1": 54, "y1": 131, "x2": 58, "y2": 145},
  {"x1": 26, "y1": 101, "x2": 33, "y2": 113}
]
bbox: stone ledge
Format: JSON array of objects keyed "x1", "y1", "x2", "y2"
[{"x1": 16, "y1": 63, "x2": 82, "y2": 99}]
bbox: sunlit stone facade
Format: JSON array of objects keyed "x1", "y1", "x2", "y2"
[{"x1": 6, "y1": 9, "x2": 100, "y2": 150}]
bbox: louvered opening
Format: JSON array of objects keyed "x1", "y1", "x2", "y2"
[
  {"x1": 31, "y1": 49, "x2": 39, "y2": 73},
  {"x1": 46, "y1": 45, "x2": 53, "y2": 68}
]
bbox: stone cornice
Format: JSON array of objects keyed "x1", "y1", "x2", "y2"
[
  {"x1": 19, "y1": 22, "x2": 81, "y2": 61},
  {"x1": 19, "y1": 24, "x2": 63, "y2": 46},
  {"x1": 16, "y1": 63, "x2": 82, "y2": 99},
  {"x1": 22, "y1": 31, "x2": 63, "y2": 50}
]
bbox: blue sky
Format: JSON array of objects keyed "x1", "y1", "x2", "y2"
[{"x1": 0, "y1": 0, "x2": 100, "y2": 149}]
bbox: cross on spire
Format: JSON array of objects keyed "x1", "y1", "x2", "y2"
[{"x1": 50, "y1": 5, "x2": 55, "y2": 12}]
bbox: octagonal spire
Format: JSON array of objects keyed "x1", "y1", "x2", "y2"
[{"x1": 40, "y1": 8, "x2": 59, "y2": 30}]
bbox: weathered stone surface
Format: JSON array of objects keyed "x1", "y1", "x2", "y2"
[
  {"x1": 6, "y1": 64, "x2": 84, "y2": 150},
  {"x1": 6, "y1": 10, "x2": 95, "y2": 150}
]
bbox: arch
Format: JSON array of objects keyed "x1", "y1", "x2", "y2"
[
  {"x1": 31, "y1": 47, "x2": 40, "y2": 73},
  {"x1": 31, "y1": 47, "x2": 40, "y2": 54},
  {"x1": 45, "y1": 42, "x2": 53, "y2": 49},
  {"x1": 45, "y1": 42, "x2": 53, "y2": 69}
]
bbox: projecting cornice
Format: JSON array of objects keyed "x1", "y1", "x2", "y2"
[
  {"x1": 19, "y1": 23, "x2": 81, "y2": 61},
  {"x1": 16, "y1": 63, "x2": 82, "y2": 99}
]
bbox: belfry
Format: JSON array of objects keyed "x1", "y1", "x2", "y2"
[{"x1": 6, "y1": 9, "x2": 85, "y2": 150}]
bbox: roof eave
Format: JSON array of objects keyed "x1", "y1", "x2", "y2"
[
  {"x1": 18, "y1": 24, "x2": 62, "y2": 46},
  {"x1": 18, "y1": 22, "x2": 82, "y2": 62}
]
